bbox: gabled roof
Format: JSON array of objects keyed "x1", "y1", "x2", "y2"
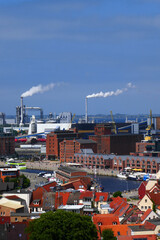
[
  {"x1": 141, "y1": 209, "x2": 152, "y2": 222},
  {"x1": 94, "y1": 192, "x2": 108, "y2": 202},
  {"x1": 113, "y1": 201, "x2": 130, "y2": 217},
  {"x1": 41, "y1": 181, "x2": 57, "y2": 192},
  {"x1": 79, "y1": 191, "x2": 93, "y2": 200},
  {"x1": 61, "y1": 177, "x2": 91, "y2": 190},
  {"x1": 110, "y1": 197, "x2": 127, "y2": 212},
  {"x1": 148, "y1": 192, "x2": 160, "y2": 205}
]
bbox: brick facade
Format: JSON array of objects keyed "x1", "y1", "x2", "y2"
[
  {"x1": 60, "y1": 139, "x2": 97, "y2": 163},
  {"x1": 0, "y1": 136, "x2": 15, "y2": 156},
  {"x1": 46, "y1": 131, "x2": 78, "y2": 160},
  {"x1": 90, "y1": 134, "x2": 143, "y2": 155},
  {"x1": 72, "y1": 152, "x2": 160, "y2": 173}
]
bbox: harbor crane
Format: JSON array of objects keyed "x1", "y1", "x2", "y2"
[
  {"x1": 110, "y1": 111, "x2": 117, "y2": 134},
  {"x1": 145, "y1": 109, "x2": 153, "y2": 141}
]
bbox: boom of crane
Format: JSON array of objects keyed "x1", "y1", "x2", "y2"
[
  {"x1": 110, "y1": 111, "x2": 117, "y2": 134},
  {"x1": 71, "y1": 113, "x2": 76, "y2": 124},
  {"x1": 145, "y1": 109, "x2": 153, "y2": 141}
]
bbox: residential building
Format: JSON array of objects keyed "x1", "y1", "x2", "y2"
[{"x1": 72, "y1": 151, "x2": 160, "y2": 172}]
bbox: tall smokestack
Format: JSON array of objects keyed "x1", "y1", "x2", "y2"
[
  {"x1": 85, "y1": 97, "x2": 88, "y2": 123},
  {"x1": 20, "y1": 96, "x2": 24, "y2": 126}
]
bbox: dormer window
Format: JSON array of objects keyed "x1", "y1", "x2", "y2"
[
  {"x1": 99, "y1": 196, "x2": 104, "y2": 202},
  {"x1": 33, "y1": 199, "x2": 41, "y2": 205},
  {"x1": 113, "y1": 222, "x2": 117, "y2": 225}
]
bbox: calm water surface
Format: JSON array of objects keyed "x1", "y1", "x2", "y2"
[{"x1": 21, "y1": 169, "x2": 140, "y2": 193}]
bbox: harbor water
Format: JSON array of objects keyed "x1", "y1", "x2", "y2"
[{"x1": 21, "y1": 169, "x2": 140, "y2": 193}]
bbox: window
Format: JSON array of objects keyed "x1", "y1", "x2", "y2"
[
  {"x1": 117, "y1": 232, "x2": 120, "y2": 236},
  {"x1": 145, "y1": 206, "x2": 147, "y2": 209},
  {"x1": 112, "y1": 222, "x2": 117, "y2": 225},
  {"x1": 145, "y1": 199, "x2": 147, "y2": 203},
  {"x1": 141, "y1": 206, "x2": 143, "y2": 209}
]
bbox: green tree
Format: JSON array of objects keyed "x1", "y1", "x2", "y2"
[
  {"x1": 4, "y1": 176, "x2": 10, "y2": 182},
  {"x1": 26, "y1": 210, "x2": 98, "y2": 240},
  {"x1": 113, "y1": 191, "x2": 122, "y2": 198},
  {"x1": 152, "y1": 200, "x2": 156, "y2": 212},
  {"x1": 20, "y1": 174, "x2": 30, "y2": 188},
  {"x1": 102, "y1": 229, "x2": 116, "y2": 240}
]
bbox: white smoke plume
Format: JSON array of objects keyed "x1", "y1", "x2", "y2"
[
  {"x1": 21, "y1": 83, "x2": 55, "y2": 97},
  {"x1": 86, "y1": 82, "x2": 135, "y2": 99}
]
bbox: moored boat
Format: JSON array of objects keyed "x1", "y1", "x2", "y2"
[{"x1": 117, "y1": 172, "x2": 127, "y2": 179}]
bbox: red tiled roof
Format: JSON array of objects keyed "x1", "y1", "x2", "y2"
[
  {"x1": 131, "y1": 235, "x2": 156, "y2": 240},
  {"x1": 118, "y1": 235, "x2": 156, "y2": 240},
  {"x1": 100, "y1": 224, "x2": 130, "y2": 237},
  {"x1": 113, "y1": 201, "x2": 130, "y2": 217},
  {"x1": 93, "y1": 214, "x2": 120, "y2": 226},
  {"x1": 62, "y1": 177, "x2": 91, "y2": 191},
  {"x1": 94, "y1": 192, "x2": 108, "y2": 202},
  {"x1": 79, "y1": 191, "x2": 93, "y2": 199},
  {"x1": 30, "y1": 181, "x2": 58, "y2": 208},
  {"x1": 141, "y1": 209, "x2": 152, "y2": 222},
  {"x1": 41, "y1": 181, "x2": 57, "y2": 192},
  {"x1": 5, "y1": 195, "x2": 21, "y2": 200},
  {"x1": 59, "y1": 192, "x2": 70, "y2": 205},
  {"x1": 148, "y1": 192, "x2": 160, "y2": 205},
  {"x1": 110, "y1": 196, "x2": 127, "y2": 212}
]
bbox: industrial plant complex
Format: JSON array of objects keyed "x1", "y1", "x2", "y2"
[{"x1": 1, "y1": 91, "x2": 160, "y2": 240}]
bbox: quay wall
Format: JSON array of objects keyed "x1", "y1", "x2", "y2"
[{"x1": 0, "y1": 161, "x2": 119, "y2": 177}]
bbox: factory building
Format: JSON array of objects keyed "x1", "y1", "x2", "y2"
[
  {"x1": 46, "y1": 130, "x2": 78, "y2": 160},
  {"x1": 60, "y1": 139, "x2": 97, "y2": 163},
  {"x1": 89, "y1": 124, "x2": 143, "y2": 155}
]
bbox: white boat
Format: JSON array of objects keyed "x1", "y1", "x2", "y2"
[
  {"x1": 43, "y1": 173, "x2": 52, "y2": 179},
  {"x1": 117, "y1": 172, "x2": 127, "y2": 179},
  {"x1": 37, "y1": 172, "x2": 46, "y2": 177},
  {"x1": 128, "y1": 173, "x2": 138, "y2": 180}
]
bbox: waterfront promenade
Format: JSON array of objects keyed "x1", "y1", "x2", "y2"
[
  {"x1": 25, "y1": 160, "x2": 119, "y2": 177},
  {"x1": 0, "y1": 160, "x2": 139, "y2": 198}
]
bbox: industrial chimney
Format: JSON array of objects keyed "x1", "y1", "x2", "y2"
[
  {"x1": 20, "y1": 96, "x2": 24, "y2": 126},
  {"x1": 85, "y1": 97, "x2": 88, "y2": 123}
]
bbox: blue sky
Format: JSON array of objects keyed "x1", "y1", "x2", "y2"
[{"x1": 0, "y1": 0, "x2": 160, "y2": 116}]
